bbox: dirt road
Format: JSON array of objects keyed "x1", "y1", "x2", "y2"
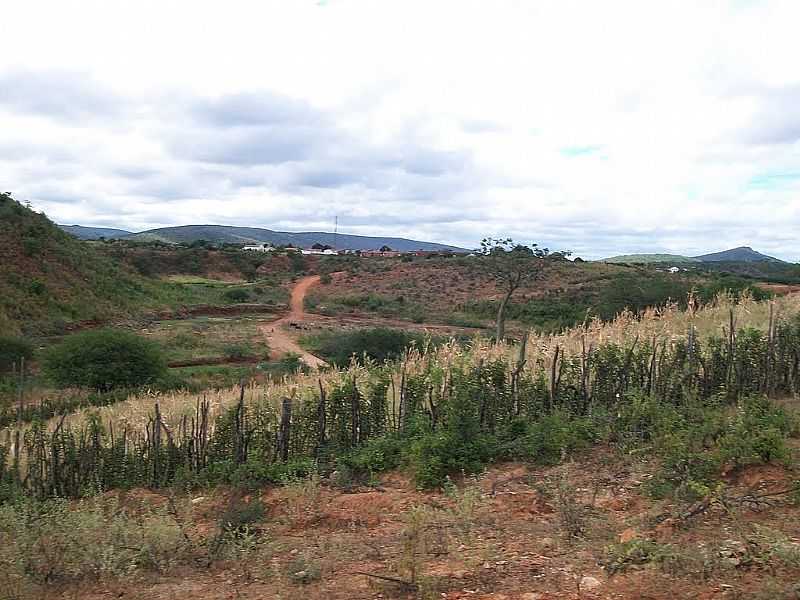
[{"x1": 260, "y1": 275, "x2": 328, "y2": 369}]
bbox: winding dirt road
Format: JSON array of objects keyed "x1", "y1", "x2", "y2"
[{"x1": 260, "y1": 275, "x2": 328, "y2": 369}]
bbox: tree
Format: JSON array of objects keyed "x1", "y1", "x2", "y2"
[
  {"x1": 42, "y1": 329, "x2": 167, "y2": 391},
  {"x1": 0, "y1": 336, "x2": 34, "y2": 374},
  {"x1": 479, "y1": 238, "x2": 564, "y2": 342}
]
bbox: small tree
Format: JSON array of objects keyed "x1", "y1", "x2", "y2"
[
  {"x1": 42, "y1": 329, "x2": 167, "y2": 391},
  {"x1": 479, "y1": 238, "x2": 564, "y2": 342},
  {"x1": 0, "y1": 336, "x2": 34, "y2": 374}
]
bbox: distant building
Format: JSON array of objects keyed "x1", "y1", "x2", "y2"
[
  {"x1": 242, "y1": 244, "x2": 274, "y2": 252},
  {"x1": 667, "y1": 266, "x2": 680, "y2": 273},
  {"x1": 301, "y1": 248, "x2": 339, "y2": 256},
  {"x1": 360, "y1": 250, "x2": 403, "y2": 258}
]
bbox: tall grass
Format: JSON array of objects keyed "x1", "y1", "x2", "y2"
[{"x1": 1, "y1": 292, "x2": 798, "y2": 499}]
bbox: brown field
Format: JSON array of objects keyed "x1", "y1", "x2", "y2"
[{"x1": 40, "y1": 446, "x2": 800, "y2": 600}]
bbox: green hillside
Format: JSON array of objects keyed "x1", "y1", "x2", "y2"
[
  {"x1": 0, "y1": 194, "x2": 203, "y2": 335},
  {"x1": 601, "y1": 253, "x2": 699, "y2": 264}
]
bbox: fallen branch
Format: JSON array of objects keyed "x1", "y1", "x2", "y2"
[{"x1": 353, "y1": 571, "x2": 417, "y2": 590}]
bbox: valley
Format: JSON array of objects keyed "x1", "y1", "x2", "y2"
[{"x1": 2, "y1": 194, "x2": 800, "y2": 600}]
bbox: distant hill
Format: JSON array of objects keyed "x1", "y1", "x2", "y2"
[
  {"x1": 119, "y1": 224, "x2": 466, "y2": 252},
  {"x1": 693, "y1": 246, "x2": 784, "y2": 263},
  {"x1": 602, "y1": 247, "x2": 785, "y2": 265},
  {"x1": 59, "y1": 225, "x2": 132, "y2": 240},
  {"x1": 602, "y1": 254, "x2": 699, "y2": 265}
]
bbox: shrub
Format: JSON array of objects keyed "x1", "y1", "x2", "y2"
[
  {"x1": 502, "y1": 411, "x2": 599, "y2": 465},
  {"x1": 223, "y1": 288, "x2": 250, "y2": 303},
  {"x1": 0, "y1": 336, "x2": 34, "y2": 373},
  {"x1": 223, "y1": 343, "x2": 255, "y2": 361},
  {"x1": 219, "y1": 498, "x2": 266, "y2": 535},
  {"x1": 406, "y1": 431, "x2": 496, "y2": 489},
  {"x1": 303, "y1": 327, "x2": 432, "y2": 366},
  {"x1": 284, "y1": 555, "x2": 322, "y2": 584},
  {"x1": 42, "y1": 329, "x2": 167, "y2": 391},
  {"x1": 0, "y1": 497, "x2": 191, "y2": 587}
]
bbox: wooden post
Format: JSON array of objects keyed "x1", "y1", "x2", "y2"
[
  {"x1": 316, "y1": 379, "x2": 327, "y2": 456},
  {"x1": 277, "y1": 397, "x2": 292, "y2": 462},
  {"x1": 512, "y1": 332, "x2": 529, "y2": 415},
  {"x1": 549, "y1": 345, "x2": 560, "y2": 408},
  {"x1": 351, "y1": 377, "x2": 361, "y2": 447}
]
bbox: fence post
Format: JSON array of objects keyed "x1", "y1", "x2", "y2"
[
  {"x1": 316, "y1": 379, "x2": 327, "y2": 457},
  {"x1": 549, "y1": 345, "x2": 560, "y2": 408},
  {"x1": 277, "y1": 397, "x2": 292, "y2": 462}
]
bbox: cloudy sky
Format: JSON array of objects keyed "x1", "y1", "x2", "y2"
[{"x1": 1, "y1": 1, "x2": 799, "y2": 260}]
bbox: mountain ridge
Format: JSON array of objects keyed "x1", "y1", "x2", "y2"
[
  {"x1": 693, "y1": 246, "x2": 783, "y2": 263},
  {"x1": 60, "y1": 225, "x2": 133, "y2": 240},
  {"x1": 603, "y1": 246, "x2": 785, "y2": 264},
  {"x1": 60, "y1": 223, "x2": 468, "y2": 252}
]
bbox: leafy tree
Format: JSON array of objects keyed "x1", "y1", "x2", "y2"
[
  {"x1": 479, "y1": 238, "x2": 564, "y2": 342},
  {"x1": 42, "y1": 329, "x2": 167, "y2": 391},
  {"x1": 0, "y1": 336, "x2": 34, "y2": 373}
]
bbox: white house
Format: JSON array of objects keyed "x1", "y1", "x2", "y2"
[
  {"x1": 242, "y1": 244, "x2": 275, "y2": 252},
  {"x1": 300, "y1": 248, "x2": 339, "y2": 256}
]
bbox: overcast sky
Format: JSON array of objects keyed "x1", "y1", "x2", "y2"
[{"x1": 1, "y1": 1, "x2": 799, "y2": 260}]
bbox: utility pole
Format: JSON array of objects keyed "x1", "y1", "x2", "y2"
[{"x1": 334, "y1": 215, "x2": 338, "y2": 251}]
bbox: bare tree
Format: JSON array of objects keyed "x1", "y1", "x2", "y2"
[{"x1": 480, "y1": 238, "x2": 563, "y2": 342}]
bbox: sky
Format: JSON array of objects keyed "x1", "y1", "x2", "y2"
[{"x1": 1, "y1": 1, "x2": 799, "y2": 260}]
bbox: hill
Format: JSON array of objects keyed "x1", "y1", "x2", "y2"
[
  {"x1": 602, "y1": 247, "x2": 785, "y2": 265},
  {"x1": 694, "y1": 246, "x2": 784, "y2": 263},
  {"x1": 602, "y1": 253, "x2": 699, "y2": 264},
  {"x1": 59, "y1": 224, "x2": 132, "y2": 240},
  {"x1": 118, "y1": 224, "x2": 466, "y2": 252},
  {"x1": 0, "y1": 194, "x2": 200, "y2": 335}
]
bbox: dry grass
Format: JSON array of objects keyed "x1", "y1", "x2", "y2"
[{"x1": 5, "y1": 293, "x2": 798, "y2": 438}]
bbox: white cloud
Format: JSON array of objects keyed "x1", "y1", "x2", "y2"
[{"x1": 0, "y1": 0, "x2": 798, "y2": 260}]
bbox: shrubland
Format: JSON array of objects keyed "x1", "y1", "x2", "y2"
[
  {"x1": 0, "y1": 291, "x2": 799, "y2": 597},
  {"x1": 1, "y1": 292, "x2": 798, "y2": 500}
]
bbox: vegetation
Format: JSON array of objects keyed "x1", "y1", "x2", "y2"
[
  {"x1": 463, "y1": 271, "x2": 771, "y2": 333},
  {"x1": 0, "y1": 293, "x2": 796, "y2": 502},
  {"x1": 478, "y1": 237, "x2": 557, "y2": 341},
  {"x1": 42, "y1": 329, "x2": 167, "y2": 391},
  {"x1": 0, "y1": 337, "x2": 34, "y2": 374},
  {"x1": 300, "y1": 327, "x2": 438, "y2": 366}
]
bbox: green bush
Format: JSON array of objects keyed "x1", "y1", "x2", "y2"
[
  {"x1": 223, "y1": 288, "x2": 250, "y2": 303},
  {"x1": 716, "y1": 396, "x2": 793, "y2": 468},
  {"x1": 0, "y1": 335, "x2": 34, "y2": 373},
  {"x1": 303, "y1": 327, "x2": 433, "y2": 366},
  {"x1": 502, "y1": 411, "x2": 599, "y2": 465},
  {"x1": 223, "y1": 343, "x2": 255, "y2": 361},
  {"x1": 337, "y1": 434, "x2": 406, "y2": 480},
  {"x1": 196, "y1": 457, "x2": 316, "y2": 490},
  {"x1": 42, "y1": 329, "x2": 167, "y2": 391},
  {"x1": 406, "y1": 431, "x2": 496, "y2": 489}
]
